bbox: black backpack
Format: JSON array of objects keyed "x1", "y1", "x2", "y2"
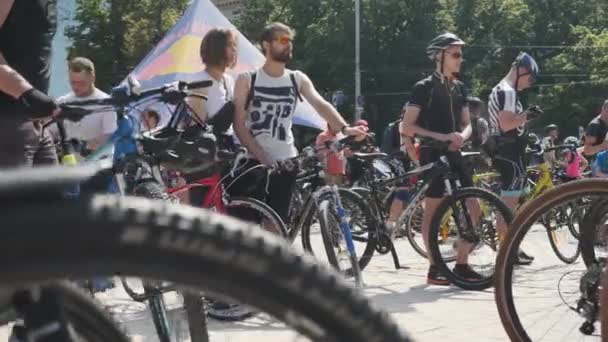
[{"x1": 381, "y1": 119, "x2": 401, "y2": 154}]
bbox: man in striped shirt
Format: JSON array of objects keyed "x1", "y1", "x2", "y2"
[{"x1": 487, "y1": 52, "x2": 539, "y2": 265}]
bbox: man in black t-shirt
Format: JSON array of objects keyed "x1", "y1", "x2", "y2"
[
  {"x1": 583, "y1": 99, "x2": 608, "y2": 162},
  {"x1": 401, "y1": 32, "x2": 481, "y2": 285},
  {"x1": 0, "y1": 0, "x2": 59, "y2": 167}
]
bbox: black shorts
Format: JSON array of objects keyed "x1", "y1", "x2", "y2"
[
  {"x1": 418, "y1": 147, "x2": 473, "y2": 198},
  {"x1": 492, "y1": 154, "x2": 526, "y2": 195},
  {"x1": 224, "y1": 159, "x2": 297, "y2": 222}
]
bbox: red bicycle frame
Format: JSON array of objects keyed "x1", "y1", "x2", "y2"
[{"x1": 166, "y1": 173, "x2": 227, "y2": 213}]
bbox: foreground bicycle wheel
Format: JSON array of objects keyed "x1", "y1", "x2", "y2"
[
  {"x1": 428, "y1": 187, "x2": 513, "y2": 291},
  {"x1": 0, "y1": 282, "x2": 129, "y2": 342},
  {"x1": 496, "y1": 179, "x2": 607, "y2": 341},
  {"x1": 0, "y1": 193, "x2": 410, "y2": 342}
]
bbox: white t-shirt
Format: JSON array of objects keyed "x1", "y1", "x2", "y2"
[
  {"x1": 196, "y1": 71, "x2": 235, "y2": 137},
  {"x1": 199, "y1": 71, "x2": 234, "y2": 120},
  {"x1": 241, "y1": 68, "x2": 304, "y2": 162},
  {"x1": 57, "y1": 88, "x2": 117, "y2": 142}
]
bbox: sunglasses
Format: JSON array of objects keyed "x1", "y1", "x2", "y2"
[
  {"x1": 446, "y1": 52, "x2": 463, "y2": 60},
  {"x1": 275, "y1": 35, "x2": 293, "y2": 45},
  {"x1": 519, "y1": 72, "x2": 536, "y2": 83}
]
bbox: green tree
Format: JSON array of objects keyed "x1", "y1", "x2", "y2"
[
  {"x1": 65, "y1": 0, "x2": 189, "y2": 91},
  {"x1": 234, "y1": 0, "x2": 608, "y2": 138}
]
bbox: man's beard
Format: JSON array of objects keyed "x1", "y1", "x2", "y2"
[{"x1": 271, "y1": 49, "x2": 292, "y2": 63}]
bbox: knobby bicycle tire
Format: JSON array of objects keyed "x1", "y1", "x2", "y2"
[
  {"x1": 495, "y1": 179, "x2": 608, "y2": 342},
  {"x1": 428, "y1": 187, "x2": 513, "y2": 291},
  {"x1": 0, "y1": 194, "x2": 410, "y2": 342},
  {"x1": 301, "y1": 188, "x2": 377, "y2": 271}
]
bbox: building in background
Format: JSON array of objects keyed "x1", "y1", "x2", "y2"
[{"x1": 211, "y1": 0, "x2": 243, "y2": 20}]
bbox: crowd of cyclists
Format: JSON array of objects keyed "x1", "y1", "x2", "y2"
[{"x1": 4, "y1": 0, "x2": 608, "y2": 340}]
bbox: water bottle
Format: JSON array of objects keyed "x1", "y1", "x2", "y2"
[{"x1": 62, "y1": 153, "x2": 81, "y2": 200}]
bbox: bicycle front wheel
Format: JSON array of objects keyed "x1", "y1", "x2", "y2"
[
  {"x1": 318, "y1": 199, "x2": 363, "y2": 286},
  {"x1": 428, "y1": 187, "x2": 513, "y2": 291},
  {"x1": 301, "y1": 188, "x2": 377, "y2": 270},
  {"x1": 495, "y1": 179, "x2": 606, "y2": 341}
]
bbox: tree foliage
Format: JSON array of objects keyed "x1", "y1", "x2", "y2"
[
  {"x1": 237, "y1": 0, "x2": 608, "y2": 137},
  {"x1": 65, "y1": 0, "x2": 189, "y2": 90},
  {"x1": 67, "y1": 0, "x2": 608, "y2": 138}
]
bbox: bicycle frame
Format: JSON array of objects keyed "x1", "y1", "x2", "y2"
[{"x1": 166, "y1": 173, "x2": 226, "y2": 212}]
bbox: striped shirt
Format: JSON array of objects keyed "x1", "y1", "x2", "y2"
[{"x1": 488, "y1": 79, "x2": 524, "y2": 137}]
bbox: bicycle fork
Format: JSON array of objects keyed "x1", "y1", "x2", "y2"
[{"x1": 316, "y1": 186, "x2": 364, "y2": 288}]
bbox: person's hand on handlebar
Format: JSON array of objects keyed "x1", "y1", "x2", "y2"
[
  {"x1": 446, "y1": 132, "x2": 465, "y2": 151},
  {"x1": 17, "y1": 88, "x2": 61, "y2": 119},
  {"x1": 342, "y1": 125, "x2": 368, "y2": 141}
]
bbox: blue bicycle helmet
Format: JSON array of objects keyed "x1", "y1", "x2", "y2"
[{"x1": 513, "y1": 52, "x2": 539, "y2": 78}]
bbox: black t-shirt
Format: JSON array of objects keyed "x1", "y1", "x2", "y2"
[
  {"x1": 584, "y1": 116, "x2": 608, "y2": 159},
  {"x1": 409, "y1": 72, "x2": 468, "y2": 143},
  {"x1": 0, "y1": 0, "x2": 57, "y2": 110}
]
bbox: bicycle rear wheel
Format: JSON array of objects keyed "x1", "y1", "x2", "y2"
[
  {"x1": 225, "y1": 196, "x2": 288, "y2": 238},
  {"x1": 0, "y1": 194, "x2": 410, "y2": 342},
  {"x1": 397, "y1": 188, "x2": 430, "y2": 259}
]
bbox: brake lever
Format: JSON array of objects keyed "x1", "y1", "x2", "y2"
[{"x1": 230, "y1": 147, "x2": 248, "y2": 177}]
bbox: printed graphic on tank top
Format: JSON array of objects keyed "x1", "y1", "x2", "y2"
[{"x1": 246, "y1": 69, "x2": 301, "y2": 162}]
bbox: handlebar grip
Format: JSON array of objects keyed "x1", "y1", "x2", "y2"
[
  {"x1": 186, "y1": 80, "x2": 213, "y2": 89},
  {"x1": 421, "y1": 138, "x2": 451, "y2": 150},
  {"x1": 217, "y1": 150, "x2": 237, "y2": 160}
]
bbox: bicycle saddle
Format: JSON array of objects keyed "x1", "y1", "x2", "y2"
[
  {"x1": 461, "y1": 151, "x2": 481, "y2": 158},
  {"x1": 352, "y1": 152, "x2": 387, "y2": 161}
]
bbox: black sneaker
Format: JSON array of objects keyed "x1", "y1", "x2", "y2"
[
  {"x1": 514, "y1": 250, "x2": 534, "y2": 265},
  {"x1": 427, "y1": 266, "x2": 450, "y2": 286},
  {"x1": 453, "y1": 264, "x2": 485, "y2": 281},
  {"x1": 9, "y1": 321, "x2": 27, "y2": 342},
  {"x1": 206, "y1": 299, "x2": 257, "y2": 321}
]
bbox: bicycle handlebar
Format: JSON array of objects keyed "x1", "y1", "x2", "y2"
[{"x1": 46, "y1": 79, "x2": 213, "y2": 126}]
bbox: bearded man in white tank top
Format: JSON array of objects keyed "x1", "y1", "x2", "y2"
[{"x1": 232, "y1": 22, "x2": 366, "y2": 223}]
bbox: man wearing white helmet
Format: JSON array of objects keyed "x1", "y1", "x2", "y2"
[{"x1": 401, "y1": 32, "x2": 482, "y2": 285}]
